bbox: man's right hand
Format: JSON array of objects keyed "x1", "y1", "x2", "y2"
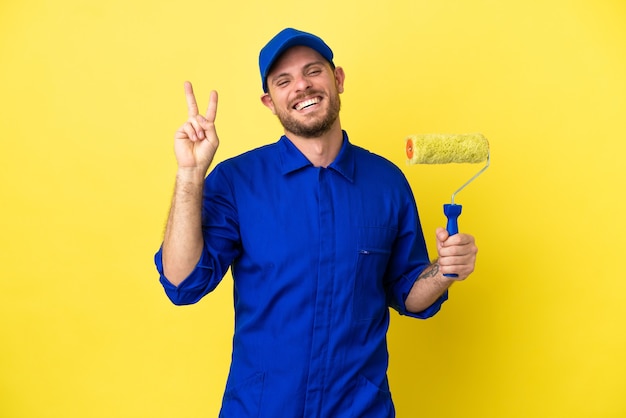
[
  {"x1": 162, "y1": 82, "x2": 218, "y2": 285},
  {"x1": 174, "y1": 81, "x2": 219, "y2": 173}
]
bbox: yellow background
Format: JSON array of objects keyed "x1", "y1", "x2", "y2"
[{"x1": 1, "y1": 0, "x2": 625, "y2": 416}]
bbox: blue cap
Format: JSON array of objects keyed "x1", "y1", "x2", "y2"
[{"x1": 259, "y1": 28, "x2": 334, "y2": 92}]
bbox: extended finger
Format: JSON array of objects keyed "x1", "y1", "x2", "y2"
[
  {"x1": 184, "y1": 81, "x2": 200, "y2": 118},
  {"x1": 204, "y1": 90, "x2": 218, "y2": 123}
]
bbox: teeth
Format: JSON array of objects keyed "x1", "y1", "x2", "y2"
[{"x1": 295, "y1": 98, "x2": 320, "y2": 110}]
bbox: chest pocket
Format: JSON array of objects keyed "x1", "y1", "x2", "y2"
[{"x1": 353, "y1": 226, "x2": 396, "y2": 321}]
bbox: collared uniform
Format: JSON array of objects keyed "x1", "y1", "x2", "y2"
[{"x1": 155, "y1": 132, "x2": 447, "y2": 417}]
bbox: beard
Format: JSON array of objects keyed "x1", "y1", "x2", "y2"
[{"x1": 275, "y1": 90, "x2": 341, "y2": 138}]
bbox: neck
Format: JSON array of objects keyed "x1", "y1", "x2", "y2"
[{"x1": 285, "y1": 122, "x2": 343, "y2": 168}]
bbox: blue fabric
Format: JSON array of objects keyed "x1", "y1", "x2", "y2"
[{"x1": 155, "y1": 131, "x2": 447, "y2": 417}]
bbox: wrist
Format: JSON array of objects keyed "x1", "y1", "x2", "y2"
[
  {"x1": 176, "y1": 166, "x2": 208, "y2": 184},
  {"x1": 419, "y1": 261, "x2": 455, "y2": 285}
]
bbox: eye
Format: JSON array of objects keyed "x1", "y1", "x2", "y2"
[{"x1": 307, "y1": 68, "x2": 322, "y2": 76}]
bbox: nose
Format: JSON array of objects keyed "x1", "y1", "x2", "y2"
[{"x1": 293, "y1": 74, "x2": 312, "y2": 92}]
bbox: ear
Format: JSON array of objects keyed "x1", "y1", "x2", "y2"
[
  {"x1": 334, "y1": 66, "x2": 346, "y2": 94},
  {"x1": 260, "y1": 93, "x2": 276, "y2": 114}
]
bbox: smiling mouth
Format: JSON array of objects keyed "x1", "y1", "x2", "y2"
[{"x1": 294, "y1": 97, "x2": 321, "y2": 111}]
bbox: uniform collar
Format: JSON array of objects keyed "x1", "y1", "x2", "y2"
[{"x1": 278, "y1": 131, "x2": 355, "y2": 183}]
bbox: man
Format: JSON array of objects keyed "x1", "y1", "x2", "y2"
[{"x1": 155, "y1": 28, "x2": 477, "y2": 417}]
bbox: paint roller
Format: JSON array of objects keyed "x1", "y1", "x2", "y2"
[{"x1": 405, "y1": 133, "x2": 490, "y2": 277}]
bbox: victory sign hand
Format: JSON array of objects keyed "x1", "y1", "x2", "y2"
[{"x1": 174, "y1": 81, "x2": 219, "y2": 173}]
